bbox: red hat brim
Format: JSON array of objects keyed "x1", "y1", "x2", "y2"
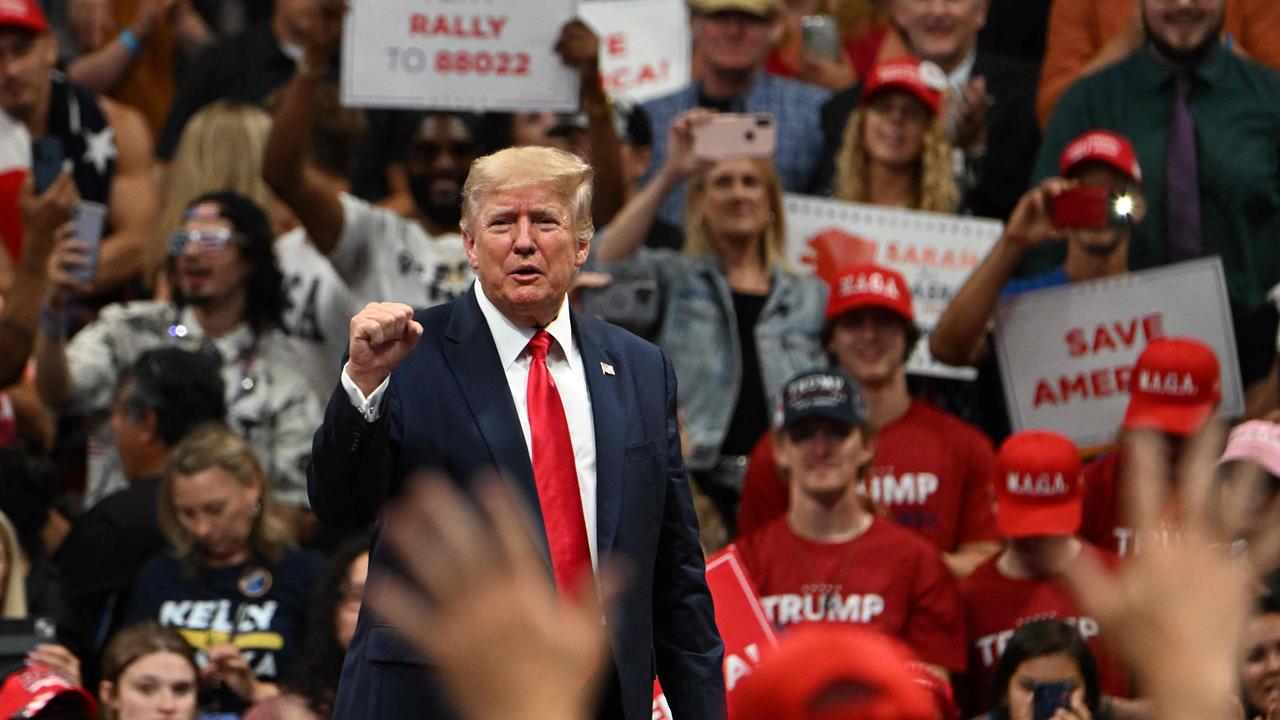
[{"x1": 996, "y1": 496, "x2": 1083, "y2": 538}]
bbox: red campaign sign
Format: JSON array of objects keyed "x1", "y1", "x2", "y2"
[{"x1": 652, "y1": 545, "x2": 778, "y2": 719}]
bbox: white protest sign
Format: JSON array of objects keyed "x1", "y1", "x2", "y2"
[
  {"x1": 993, "y1": 257, "x2": 1243, "y2": 449},
  {"x1": 341, "y1": 0, "x2": 579, "y2": 111},
  {"x1": 580, "y1": 0, "x2": 690, "y2": 103},
  {"x1": 783, "y1": 194, "x2": 1003, "y2": 380}
]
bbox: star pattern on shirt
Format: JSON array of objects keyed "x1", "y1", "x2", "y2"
[{"x1": 81, "y1": 125, "x2": 116, "y2": 176}]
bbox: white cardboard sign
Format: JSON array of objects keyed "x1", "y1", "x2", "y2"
[
  {"x1": 341, "y1": 0, "x2": 579, "y2": 111},
  {"x1": 783, "y1": 194, "x2": 1003, "y2": 380},
  {"x1": 993, "y1": 257, "x2": 1244, "y2": 449},
  {"x1": 580, "y1": 0, "x2": 690, "y2": 103}
]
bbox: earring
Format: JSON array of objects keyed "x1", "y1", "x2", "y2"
[{"x1": 252, "y1": 502, "x2": 262, "y2": 517}]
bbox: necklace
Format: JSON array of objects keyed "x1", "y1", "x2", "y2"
[{"x1": 788, "y1": 515, "x2": 874, "y2": 620}]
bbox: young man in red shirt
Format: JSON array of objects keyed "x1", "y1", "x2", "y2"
[
  {"x1": 1079, "y1": 337, "x2": 1221, "y2": 557},
  {"x1": 736, "y1": 370, "x2": 967, "y2": 678},
  {"x1": 959, "y1": 430, "x2": 1129, "y2": 716},
  {"x1": 738, "y1": 264, "x2": 1000, "y2": 577}
]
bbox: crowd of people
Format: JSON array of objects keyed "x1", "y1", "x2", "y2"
[{"x1": 0, "y1": 0, "x2": 1276, "y2": 717}]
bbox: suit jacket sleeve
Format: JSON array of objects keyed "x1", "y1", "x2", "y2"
[
  {"x1": 652, "y1": 351, "x2": 726, "y2": 718},
  {"x1": 307, "y1": 377, "x2": 401, "y2": 527}
]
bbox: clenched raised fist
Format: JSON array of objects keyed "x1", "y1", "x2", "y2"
[{"x1": 348, "y1": 302, "x2": 423, "y2": 396}]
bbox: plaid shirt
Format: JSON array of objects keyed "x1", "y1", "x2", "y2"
[{"x1": 641, "y1": 73, "x2": 829, "y2": 226}]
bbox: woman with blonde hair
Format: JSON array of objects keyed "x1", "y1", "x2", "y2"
[
  {"x1": 832, "y1": 59, "x2": 960, "y2": 213},
  {"x1": 594, "y1": 108, "x2": 827, "y2": 528},
  {"x1": 125, "y1": 424, "x2": 323, "y2": 717},
  {"x1": 151, "y1": 102, "x2": 278, "y2": 283}
]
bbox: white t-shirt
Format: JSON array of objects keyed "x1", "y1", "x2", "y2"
[
  {"x1": 331, "y1": 192, "x2": 474, "y2": 307},
  {"x1": 275, "y1": 226, "x2": 360, "y2": 401}
]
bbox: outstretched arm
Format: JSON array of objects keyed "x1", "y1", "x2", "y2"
[
  {"x1": 263, "y1": 1, "x2": 346, "y2": 255},
  {"x1": 930, "y1": 178, "x2": 1074, "y2": 367},
  {"x1": 594, "y1": 108, "x2": 712, "y2": 263}
]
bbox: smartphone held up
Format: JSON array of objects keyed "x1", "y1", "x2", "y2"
[
  {"x1": 692, "y1": 113, "x2": 777, "y2": 161},
  {"x1": 68, "y1": 200, "x2": 107, "y2": 283},
  {"x1": 1049, "y1": 186, "x2": 1145, "y2": 230}
]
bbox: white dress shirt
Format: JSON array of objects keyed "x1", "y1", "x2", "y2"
[{"x1": 341, "y1": 285, "x2": 600, "y2": 567}]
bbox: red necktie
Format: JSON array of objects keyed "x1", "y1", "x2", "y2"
[{"x1": 525, "y1": 330, "x2": 591, "y2": 592}]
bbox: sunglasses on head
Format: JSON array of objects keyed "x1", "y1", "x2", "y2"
[{"x1": 168, "y1": 227, "x2": 244, "y2": 256}]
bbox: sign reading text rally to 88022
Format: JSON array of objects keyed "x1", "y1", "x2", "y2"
[
  {"x1": 341, "y1": 0, "x2": 579, "y2": 111},
  {"x1": 993, "y1": 257, "x2": 1244, "y2": 450},
  {"x1": 783, "y1": 194, "x2": 1003, "y2": 381}
]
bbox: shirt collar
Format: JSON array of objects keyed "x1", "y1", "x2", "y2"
[
  {"x1": 1134, "y1": 41, "x2": 1230, "y2": 87},
  {"x1": 179, "y1": 305, "x2": 255, "y2": 361},
  {"x1": 474, "y1": 282, "x2": 576, "y2": 371},
  {"x1": 946, "y1": 49, "x2": 977, "y2": 87}
]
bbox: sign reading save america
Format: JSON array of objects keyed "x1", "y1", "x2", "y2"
[{"x1": 993, "y1": 257, "x2": 1244, "y2": 449}]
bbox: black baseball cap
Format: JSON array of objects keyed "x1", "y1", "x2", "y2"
[{"x1": 779, "y1": 370, "x2": 868, "y2": 430}]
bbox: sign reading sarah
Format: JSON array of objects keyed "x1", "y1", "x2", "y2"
[
  {"x1": 341, "y1": 0, "x2": 579, "y2": 111},
  {"x1": 783, "y1": 194, "x2": 1003, "y2": 380}
]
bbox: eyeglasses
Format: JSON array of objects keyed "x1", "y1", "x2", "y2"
[{"x1": 168, "y1": 227, "x2": 243, "y2": 256}]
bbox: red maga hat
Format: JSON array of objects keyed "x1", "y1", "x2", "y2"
[
  {"x1": 0, "y1": 0, "x2": 48, "y2": 33},
  {"x1": 0, "y1": 664, "x2": 97, "y2": 719},
  {"x1": 1123, "y1": 337, "x2": 1220, "y2": 437},
  {"x1": 1059, "y1": 130, "x2": 1142, "y2": 183},
  {"x1": 995, "y1": 430, "x2": 1084, "y2": 539},
  {"x1": 825, "y1": 262, "x2": 914, "y2": 325},
  {"x1": 863, "y1": 59, "x2": 945, "y2": 116},
  {"x1": 731, "y1": 624, "x2": 938, "y2": 720}
]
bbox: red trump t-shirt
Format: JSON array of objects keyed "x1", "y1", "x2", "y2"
[
  {"x1": 737, "y1": 400, "x2": 999, "y2": 552},
  {"x1": 735, "y1": 515, "x2": 966, "y2": 672},
  {"x1": 958, "y1": 551, "x2": 1129, "y2": 715}
]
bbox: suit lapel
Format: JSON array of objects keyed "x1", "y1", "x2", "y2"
[
  {"x1": 443, "y1": 291, "x2": 546, "y2": 539},
  {"x1": 574, "y1": 312, "x2": 625, "y2": 558}
]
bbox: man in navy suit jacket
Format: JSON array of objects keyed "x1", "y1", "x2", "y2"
[{"x1": 308, "y1": 145, "x2": 725, "y2": 719}]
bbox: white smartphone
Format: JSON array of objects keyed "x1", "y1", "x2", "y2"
[
  {"x1": 801, "y1": 15, "x2": 841, "y2": 63},
  {"x1": 692, "y1": 113, "x2": 777, "y2": 161},
  {"x1": 69, "y1": 200, "x2": 107, "y2": 283}
]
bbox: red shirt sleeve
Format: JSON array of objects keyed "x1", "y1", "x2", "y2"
[
  {"x1": 1078, "y1": 453, "x2": 1119, "y2": 548},
  {"x1": 737, "y1": 433, "x2": 789, "y2": 538},
  {"x1": 958, "y1": 427, "x2": 999, "y2": 545},
  {"x1": 905, "y1": 547, "x2": 968, "y2": 672}
]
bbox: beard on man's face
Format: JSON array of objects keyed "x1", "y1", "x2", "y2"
[
  {"x1": 1142, "y1": 4, "x2": 1224, "y2": 65},
  {"x1": 409, "y1": 172, "x2": 463, "y2": 229}
]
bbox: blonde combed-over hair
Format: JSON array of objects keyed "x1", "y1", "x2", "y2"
[{"x1": 461, "y1": 145, "x2": 595, "y2": 244}]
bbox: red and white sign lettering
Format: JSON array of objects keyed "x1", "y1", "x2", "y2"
[
  {"x1": 783, "y1": 194, "x2": 1003, "y2": 381},
  {"x1": 342, "y1": 0, "x2": 578, "y2": 111},
  {"x1": 652, "y1": 546, "x2": 778, "y2": 718},
  {"x1": 994, "y1": 258, "x2": 1243, "y2": 449},
  {"x1": 581, "y1": 0, "x2": 690, "y2": 103}
]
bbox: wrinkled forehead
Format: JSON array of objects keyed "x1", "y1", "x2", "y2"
[{"x1": 469, "y1": 179, "x2": 575, "y2": 218}]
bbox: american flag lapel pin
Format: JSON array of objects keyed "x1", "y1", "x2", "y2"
[{"x1": 600, "y1": 362, "x2": 615, "y2": 376}]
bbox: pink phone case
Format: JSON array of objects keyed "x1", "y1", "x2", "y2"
[{"x1": 692, "y1": 114, "x2": 778, "y2": 161}]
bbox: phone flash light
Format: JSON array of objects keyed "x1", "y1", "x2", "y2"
[{"x1": 1112, "y1": 194, "x2": 1134, "y2": 217}]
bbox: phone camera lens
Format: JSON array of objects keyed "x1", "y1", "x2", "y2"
[{"x1": 745, "y1": 130, "x2": 756, "y2": 142}]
